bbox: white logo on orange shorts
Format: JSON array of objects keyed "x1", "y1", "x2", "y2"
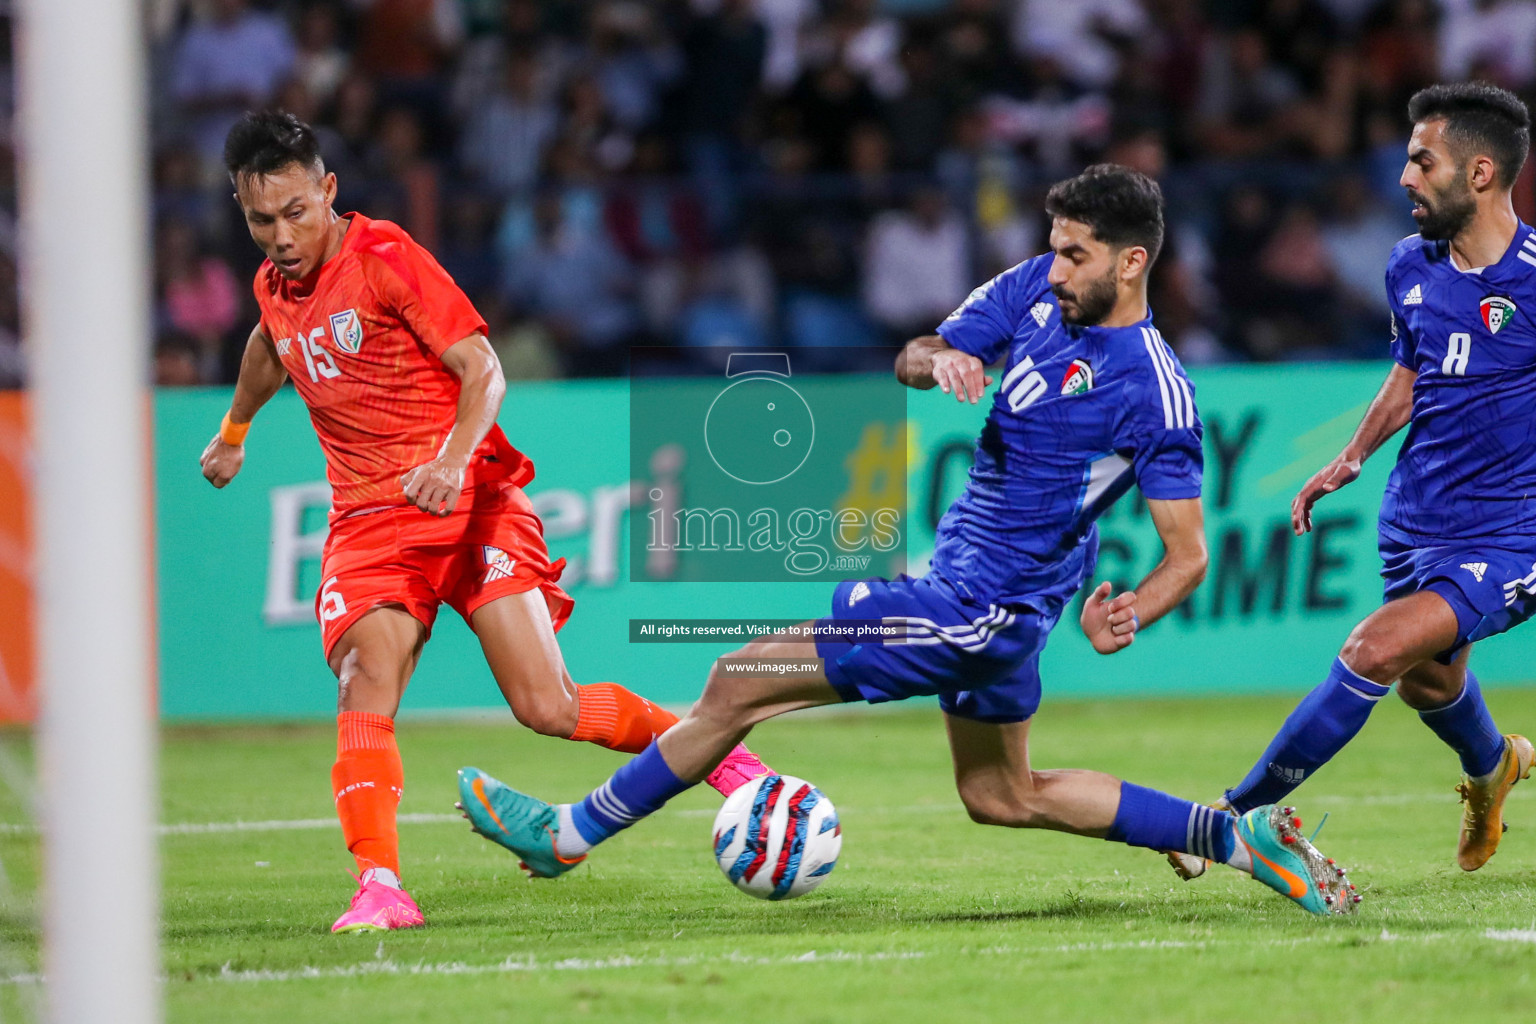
[{"x1": 482, "y1": 546, "x2": 516, "y2": 583}]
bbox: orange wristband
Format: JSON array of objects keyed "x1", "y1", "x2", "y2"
[{"x1": 219, "y1": 412, "x2": 250, "y2": 446}]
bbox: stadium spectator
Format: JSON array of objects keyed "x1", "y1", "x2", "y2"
[
  {"x1": 458, "y1": 47, "x2": 558, "y2": 198},
  {"x1": 156, "y1": 218, "x2": 241, "y2": 383},
  {"x1": 1194, "y1": 28, "x2": 1305, "y2": 158},
  {"x1": 153, "y1": 333, "x2": 204, "y2": 388},
  {"x1": 169, "y1": 0, "x2": 296, "y2": 167},
  {"x1": 1011, "y1": 0, "x2": 1147, "y2": 90},
  {"x1": 1440, "y1": 0, "x2": 1536, "y2": 90},
  {"x1": 0, "y1": 254, "x2": 19, "y2": 389},
  {"x1": 117, "y1": 0, "x2": 1531, "y2": 386},
  {"x1": 360, "y1": 106, "x2": 442, "y2": 250},
  {"x1": 862, "y1": 186, "x2": 970, "y2": 342},
  {"x1": 293, "y1": 1, "x2": 351, "y2": 107},
  {"x1": 501, "y1": 193, "x2": 638, "y2": 377},
  {"x1": 585, "y1": 2, "x2": 680, "y2": 133}
]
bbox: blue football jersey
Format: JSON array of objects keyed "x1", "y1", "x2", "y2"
[
  {"x1": 1383, "y1": 227, "x2": 1536, "y2": 543},
  {"x1": 930, "y1": 254, "x2": 1204, "y2": 609}
]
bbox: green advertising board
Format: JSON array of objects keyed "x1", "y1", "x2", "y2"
[{"x1": 155, "y1": 363, "x2": 1532, "y2": 719}]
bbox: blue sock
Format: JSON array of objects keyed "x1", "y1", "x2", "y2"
[
  {"x1": 1225, "y1": 657, "x2": 1391, "y2": 813},
  {"x1": 1418, "y1": 671, "x2": 1506, "y2": 778},
  {"x1": 1106, "y1": 782, "x2": 1235, "y2": 863},
  {"x1": 568, "y1": 743, "x2": 694, "y2": 846}
]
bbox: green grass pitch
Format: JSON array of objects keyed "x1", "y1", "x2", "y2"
[{"x1": 3, "y1": 688, "x2": 1536, "y2": 1022}]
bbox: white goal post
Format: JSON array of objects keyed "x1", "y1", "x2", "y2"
[{"x1": 18, "y1": 0, "x2": 160, "y2": 1020}]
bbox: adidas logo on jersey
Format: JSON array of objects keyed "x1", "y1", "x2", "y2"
[
  {"x1": 1403, "y1": 284, "x2": 1423, "y2": 305},
  {"x1": 1030, "y1": 301, "x2": 1052, "y2": 328},
  {"x1": 482, "y1": 546, "x2": 516, "y2": 583},
  {"x1": 1462, "y1": 561, "x2": 1488, "y2": 583},
  {"x1": 274, "y1": 336, "x2": 293, "y2": 356},
  {"x1": 847, "y1": 581, "x2": 871, "y2": 607}
]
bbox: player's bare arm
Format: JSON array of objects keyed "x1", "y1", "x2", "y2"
[
  {"x1": 399, "y1": 333, "x2": 505, "y2": 517},
  {"x1": 199, "y1": 324, "x2": 288, "y2": 488},
  {"x1": 1291, "y1": 363, "x2": 1414, "y2": 535},
  {"x1": 1082, "y1": 497, "x2": 1207, "y2": 655},
  {"x1": 895, "y1": 334, "x2": 994, "y2": 404}
]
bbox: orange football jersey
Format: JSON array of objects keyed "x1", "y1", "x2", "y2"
[{"x1": 253, "y1": 213, "x2": 531, "y2": 519}]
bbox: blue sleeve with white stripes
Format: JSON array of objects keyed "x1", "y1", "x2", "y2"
[{"x1": 1116, "y1": 330, "x2": 1204, "y2": 500}]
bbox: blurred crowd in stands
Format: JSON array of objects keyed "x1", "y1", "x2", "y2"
[{"x1": 6, "y1": 0, "x2": 1536, "y2": 386}]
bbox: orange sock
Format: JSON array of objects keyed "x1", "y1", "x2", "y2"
[
  {"x1": 331, "y1": 711, "x2": 404, "y2": 876},
  {"x1": 568, "y1": 683, "x2": 679, "y2": 753}
]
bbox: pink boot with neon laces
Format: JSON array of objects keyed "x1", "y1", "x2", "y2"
[{"x1": 331, "y1": 868, "x2": 425, "y2": 933}]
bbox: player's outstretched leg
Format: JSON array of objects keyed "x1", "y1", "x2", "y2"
[
  {"x1": 1090, "y1": 782, "x2": 1356, "y2": 915},
  {"x1": 458, "y1": 629, "x2": 841, "y2": 877},
  {"x1": 457, "y1": 736, "x2": 729, "y2": 878},
  {"x1": 565, "y1": 681, "x2": 771, "y2": 796},
  {"x1": 1159, "y1": 655, "x2": 1386, "y2": 882},
  {"x1": 945, "y1": 717, "x2": 1358, "y2": 916},
  {"x1": 470, "y1": 593, "x2": 772, "y2": 796}
]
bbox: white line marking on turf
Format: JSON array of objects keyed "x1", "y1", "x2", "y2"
[
  {"x1": 0, "y1": 787, "x2": 1521, "y2": 836},
  {"x1": 1485, "y1": 928, "x2": 1536, "y2": 943},
  {"x1": 158, "y1": 813, "x2": 463, "y2": 835},
  {"x1": 0, "y1": 931, "x2": 1495, "y2": 986}
]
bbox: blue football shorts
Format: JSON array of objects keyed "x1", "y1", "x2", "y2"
[
  {"x1": 812, "y1": 572, "x2": 1060, "y2": 724},
  {"x1": 1379, "y1": 530, "x2": 1536, "y2": 663}
]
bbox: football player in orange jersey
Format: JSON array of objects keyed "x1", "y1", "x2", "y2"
[{"x1": 199, "y1": 111, "x2": 770, "y2": 933}]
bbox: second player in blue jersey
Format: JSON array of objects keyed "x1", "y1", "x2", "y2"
[{"x1": 1170, "y1": 82, "x2": 1536, "y2": 884}]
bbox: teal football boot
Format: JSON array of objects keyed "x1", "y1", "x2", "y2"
[
  {"x1": 1235, "y1": 804, "x2": 1359, "y2": 916},
  {"x1": 456, "y1": 767, "x2": 585, "y2": 878}
]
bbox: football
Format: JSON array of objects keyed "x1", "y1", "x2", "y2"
[{"x1": 712, "y1": 774, "x2": 841, "y2": 900}]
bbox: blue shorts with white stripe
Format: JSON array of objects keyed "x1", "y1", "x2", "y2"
[
  {"x1": 814, "y1": 572, "x2": 1059, "y2": 724},
  {"x1": 1379, "y1": 526, "x2": 1536, "y2": 664}
]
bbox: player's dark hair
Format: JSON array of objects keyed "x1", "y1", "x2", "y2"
[
  {"x1": 1408, "y1": 82, "x2": 1531, "y2": 188},
  {"x1": 223, "y1": 110, "x2": 324, "y2": 186},
  {"x1": 1044, "y1": 164, "x2": 1165, "y2": 266}
]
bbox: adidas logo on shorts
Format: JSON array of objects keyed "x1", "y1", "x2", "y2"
[
  {"x1": 1461, "y1": 561, "x2": 1487, "y2": 583},
  {"x1": 847, "y1": 581, "x2": 871, "y2": 607}
]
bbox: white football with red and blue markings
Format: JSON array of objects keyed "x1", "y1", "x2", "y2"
[{"x1": 712, "y1": 774, "x2": 841, "y2": 900}]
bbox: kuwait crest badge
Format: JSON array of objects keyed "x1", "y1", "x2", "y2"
[
  {"x1": 329, "y1": 308, "x2": 365, "y2": 353},
  {"x1": 1060, "y1": 358, "x2": 1094, "y2": 395},
  {"x1": 1480, "y1": 295, "x2": 1517, "y2": 334}
]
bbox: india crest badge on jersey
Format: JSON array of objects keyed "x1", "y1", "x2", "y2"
[
  {"x1": 1480, "y1": 295, "x2": 1517, "y2": 334},
  {"x1": 1060, "y1": 358, "x2": 1094, "y2": 395},
  {"x1": 329, "y1": 308, "x2": 364, "y2": 353}
]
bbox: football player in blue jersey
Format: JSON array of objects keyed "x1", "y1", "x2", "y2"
[
  {"x1": 1167, "y1": 82, "x2": 1536, "y2": 883},
  {"x1": 454, "y1": 165, "x2": 1359, "y2": 916}
]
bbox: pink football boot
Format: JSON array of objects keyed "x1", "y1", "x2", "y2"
[
  {"x1": 331, "y1": 869, "x2": 425, "y2": 934},
  {"x1": 705, "y1": 745, "x2": 774, "y2": 797}
]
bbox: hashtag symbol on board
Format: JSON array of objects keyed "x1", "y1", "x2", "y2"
[{"x1": 835, "y1": 422, "x2": 908, "y2": 544}]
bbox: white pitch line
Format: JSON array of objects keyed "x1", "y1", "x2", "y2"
[
  {"x1": 1485, "y1": 928, "x2": 1536, "y2": 944},
  {"x1": 3, "y1": 931, "x2": 1478, "y2": 987},
  {"x1": 0, "y1": 788, "x2": 1516, "y2": 836}
]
